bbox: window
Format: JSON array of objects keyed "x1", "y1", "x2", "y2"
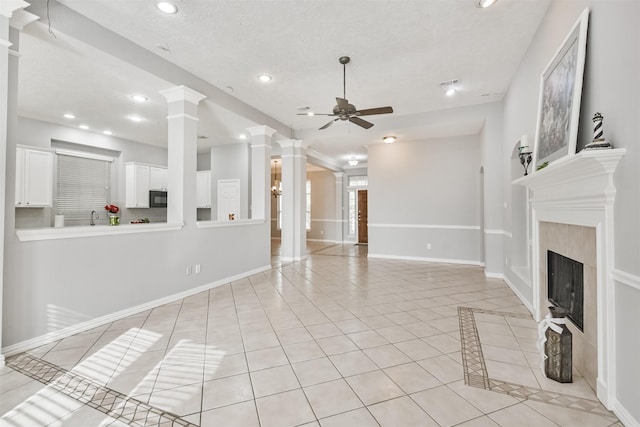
[
  {"x1": 348, "y1": 190, "x2": 356, "y2": 236},
  {"x1": 56, "y1": 152, "x2": 112, "y2": 220},
  {"x1": 348, "y1": 175, "x2": 368, "y2": 187},
  {"x1": 306, "y1": 179, "x2": 311, "y2": 231}
]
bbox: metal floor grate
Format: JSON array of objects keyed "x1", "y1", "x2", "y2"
[{"x1": 7, "y1": 353, "x2": 198, "y2": 427}]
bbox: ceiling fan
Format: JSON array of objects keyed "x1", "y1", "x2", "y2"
[{"x1": 299, "y1": 56, "x2": 393, "y2": 130}]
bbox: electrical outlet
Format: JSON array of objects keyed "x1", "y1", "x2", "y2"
[
  {"x1": 427, "y1": 243, "x2": 432, "y2": 250},
  {"x1": 186, "y1": 266, "x2": 192, "y2": 276},
  {"x1": 195, "y1": 264, "x2": 201, "y2": 274}
]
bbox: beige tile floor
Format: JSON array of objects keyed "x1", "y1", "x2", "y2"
[{"x1": 0, "y1": 242, "x2": 622, "y2": 426}]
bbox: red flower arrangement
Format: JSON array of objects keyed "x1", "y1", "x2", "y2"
[{"x1": 104, "y1": 204, "x2": 120, "y2": 214}]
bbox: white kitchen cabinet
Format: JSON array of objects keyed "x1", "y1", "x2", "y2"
[
  {"x1": 15, "y1": 147, "x2": 53, "y2": 207},
  {"x1": 196, "y1": 170, "x2": 211, "y2": 208},
  {"x1": 125, "y1": 163, "x2": 150, "y2": 208},
  {"x1": 149, "y1": 166, "x2": 168, "y2": 191}
]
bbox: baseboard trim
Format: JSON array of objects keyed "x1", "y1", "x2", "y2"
[
  {"x1": 503, "y1": 275, "x2": 534, "y2": 315},
  {"x1": 613, "y1": 398, "x2": 640, "y2": 427},
  {"x1": 2, "y1": 264, "x2": 272, "y2": 357},
  {"x1": 307, "y1": 239, "x2": 341, "y2": 243},
  {"x1": 485, "y1": 272, "x2": 504, "y2": 279},
  {"x1": 367, "y1": 253, "x2": 483, "y2": 267}
]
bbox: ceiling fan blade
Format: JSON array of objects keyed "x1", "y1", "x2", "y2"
[
  {"x1": 336, "y1": 97, "x2": 349, "y2": 111},
  {"x1": 319, "y1": 118, "x2": 339, "y2": 130},
  {"x1": 355, "y1": 106, "x2": 393, "y2": 116},
  {"x1": 349, "y1": 116, "x2": 374, "y2": 129}
]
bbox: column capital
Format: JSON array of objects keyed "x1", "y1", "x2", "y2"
[
  {"x1": 159, "y1": 85, "x2": 206, "y2": 104},
  {"x1": 247, "y1": 125, "x2": 277, "y2": 138},
  {"x1": 333, "y1": 172, "x2": 345, "y2": 179},
  {"x1": 10, "y1": 9, "x2": 38, "y2": 30},
  {"x1": 0, "y1": 0, "x2": 29, "y2": 18}
]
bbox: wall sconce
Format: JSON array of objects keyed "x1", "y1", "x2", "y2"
[{"x1": 518, "y1": 136, "x2": 533, "y2": 176}]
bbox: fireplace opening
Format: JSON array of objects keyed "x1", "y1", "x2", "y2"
[{"x1": 547, "y1": 250, "x2": 584, "y2": 331}]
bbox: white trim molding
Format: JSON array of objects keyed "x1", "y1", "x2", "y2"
[
  {"x1": 503, "y1": 275, "x2": 534, "y2": 313},
  {"x1": 368, "y1": 253, "x2": 483, "y2": 267},
  {"x1": 1, "y1": 264, "x2": 271, "y2": 356},
  {"x1": 515, "y1": 148, "x2": 625, "y2": 410},
  {"x1": 612, "y1": 268, "x2": 640, "y2": 292},
  {"x1": 16, "y1": 222, "x2": 184, "y2": 242},
  {"x1": 197, "y1": 219, "x2": 265, "y2": 229},
  {"x1": 0, "y1": 0, "x2": 29, "y2": 18},
  {"x1": 369, "y1": 223, "x2": 480, "y2": 230}
]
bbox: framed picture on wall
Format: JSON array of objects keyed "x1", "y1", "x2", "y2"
[{"x1": 532, "y1": 8, "x2": 590, "y2": 170}]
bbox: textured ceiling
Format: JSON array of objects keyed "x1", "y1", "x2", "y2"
[{"x1": 18, "y1": 0, "x2": 551, "y2": 163}]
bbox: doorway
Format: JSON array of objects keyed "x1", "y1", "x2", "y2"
[
  {"x1": 357, "y1": 190, "x2": 368, "y2": 244},
  {"x1": 218, "y1": 179, "x2": 240, "y2": 221}
]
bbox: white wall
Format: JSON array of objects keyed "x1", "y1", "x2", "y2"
[
  {"x1": 501, "y1": 1, "x2": 640, "y2": 424},
  {"x1": 367, "y1": 134, "x2": 482, "y2": 264}
]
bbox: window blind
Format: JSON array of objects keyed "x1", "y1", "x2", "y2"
[{"x1": 56, "y1": 154, "x2": 111, "y2": 220}]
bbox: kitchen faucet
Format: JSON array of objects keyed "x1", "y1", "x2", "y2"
[{"x1": 90, "y1": 210, "x2": 97, "y2": 226}]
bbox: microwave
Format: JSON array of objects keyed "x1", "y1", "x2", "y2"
[{"x1": 149, "y1": 190, "x2": 167, "y2": 208}]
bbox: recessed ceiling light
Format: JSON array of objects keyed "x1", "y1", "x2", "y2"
[
  {"x1": 239, "y1": 134, "x2": 248, "y2": 140},
  {"x1": 131, "y1": 94, "x2": 148, "y2": 103},
  {"x1": 103, "y1": 130, "x2": 113, "y2": 135},
  {"x1": 257, "y1": 74, "x2": 272, "y2": 83},
  {"x1": 156, "y1": 2, "x2": 178, "y2": 14},
  {"x1": 445, "y1": 87, "x2": 457, "y2": 97},
  {"x1": 478, "y1": 0, "x2": 498, "y2": 7},
  {"x1": 383, "y1": 136, "x2": 396, "y2": 144},
  {"x1": 128, "y1": 115, "x2": 144, "y2": 122},
  {"x1": 307, "y1": 112, "x2": 315, "y2": 116},
  {"x1": 64, "y1": 113, "x2": 75, "y2": 119},
  {"x1": 79, "y1": 124, "x2": 89, "y2": 130}
]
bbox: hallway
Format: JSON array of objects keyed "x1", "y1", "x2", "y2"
[{"x1": 0, "y1": 245, "x2": 620, "y2": 426}]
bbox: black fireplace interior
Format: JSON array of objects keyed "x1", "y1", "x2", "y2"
[{"x1": 547, "y1": 250, "x2": 584, "y2": 331}]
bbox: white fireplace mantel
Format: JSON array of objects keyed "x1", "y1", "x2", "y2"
[{"x1": 514, "y1": 147, "x2": 625, "y2": 409}]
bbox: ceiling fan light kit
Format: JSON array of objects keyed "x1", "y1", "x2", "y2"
[
  {"x1": 383, "y1": 136, "x2": 396, "y2": 144},
  {"x1": 478, "y1": 0, "x2": 498, "y2": 8},
  {"x1": 156, "y1": 2, "x2": 178, "y2": 14},
  {"x1": 299, "y1": 56, "x2": 394, "y2": 130}
]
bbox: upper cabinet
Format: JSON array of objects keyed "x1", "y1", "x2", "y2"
[
  {"x1": 125, "y1": 163, "x2": 151, "y2": 208},
  {"x1": 149, "y1": 166, "x2": 168, "y2": 191},
  {"x1": 15, "y1": 147, "x2": 53, "y2": 207}
]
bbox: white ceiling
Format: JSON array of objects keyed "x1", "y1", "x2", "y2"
[{"x1": 17, "y1": 0, "x2": 551, "y2": 163}]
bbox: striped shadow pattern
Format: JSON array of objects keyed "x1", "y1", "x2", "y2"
[{"x1": 6, "y1": 353, "x2": 197, "y2": 427}]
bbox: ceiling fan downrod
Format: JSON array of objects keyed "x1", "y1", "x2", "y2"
[{"x1": 339, "y1": 56, "x2": 350, "y2": 100}]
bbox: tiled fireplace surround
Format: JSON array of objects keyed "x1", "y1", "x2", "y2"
[
  {"x1": 517, "y1": 148, "x2": 626, "y2": 410},
  {"x1": 538, "y1": 222, "x2": 597, "y2": 392}
]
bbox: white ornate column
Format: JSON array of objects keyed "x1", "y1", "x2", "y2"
[
  {"x1": 334, "y1": 172, "x2": 344, "y2": 243},
  {"x1": 0, "y1": 0, "x2": 31, "y2": 367},
  {"x1": 247, "y1": 126, "x2": 276, "y2": 220},
  {"x1": 278, "y1": 139, "x2": 311, "y2": 261},
  {"x1": 159, "y1": 85, "x2": 206, "y2": 225}
]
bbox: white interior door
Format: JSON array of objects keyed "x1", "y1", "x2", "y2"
[{"x1": 218, "y1": 179, "x2": 240, "y2": 221}]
